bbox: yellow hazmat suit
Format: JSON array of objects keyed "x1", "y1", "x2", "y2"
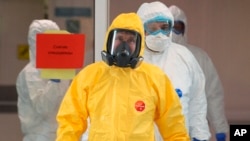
[{"x1": 56, "y1": 13, "x2": 189, "y2": 141}]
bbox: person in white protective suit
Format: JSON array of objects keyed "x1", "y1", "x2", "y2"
[
  {"x1": 16, "y1": 19, "x2": 71, "y2": 141},
  {"x1": 169, "y1": 5, "x2": 229, "y2": 141},
  {"x1": 137, "y1": 1, "x2": 211, "y2": 141}
]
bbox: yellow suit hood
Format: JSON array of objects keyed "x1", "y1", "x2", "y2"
[{"x1": 103, "y1": 13, "x2": 145, "y2": 57}]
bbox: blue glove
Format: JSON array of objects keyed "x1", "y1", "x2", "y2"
[
  {"x1": 50, "y1": 79, "x2": 61, "y2": 83},
  {"x1": 216, "y1": 133, "x2": 226, "y2": 141},
  {"x1": 193, "y1": 138, "x2": 207, "y2": 141}
]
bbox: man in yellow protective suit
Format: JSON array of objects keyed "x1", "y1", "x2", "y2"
[{"x1": 56, "y1": 13, "x2": 189, "y2": 141}]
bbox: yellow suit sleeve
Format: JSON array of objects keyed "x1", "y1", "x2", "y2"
[
  {"x1": 155, "y1": 74, "x2": 190, "y2": 141},
  {"x1": 56, "y1": 74, "x2": 88, "y2": 141}
]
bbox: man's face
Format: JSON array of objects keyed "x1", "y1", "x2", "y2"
[{"x1": 114, "y1": 31, "x2": 137, "y2": 53}]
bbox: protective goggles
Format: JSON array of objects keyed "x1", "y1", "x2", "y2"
[
  {"x1": 144, "y1": 16, "x2": 173, "y2": 35},
  {"x1": 107, "y1": 29, "x2": 141, "y2": 57},
  {"x1": 173, "y1": 20, "x2": 185, "y2": 35}
]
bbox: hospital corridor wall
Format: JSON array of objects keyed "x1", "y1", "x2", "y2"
[{"x1": 0, "y1": 1, "x2": 44, "y2": 140}]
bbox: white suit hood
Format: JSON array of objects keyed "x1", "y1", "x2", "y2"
[
  {"x1": 169, "y1": 5, "x2": 188, "y2": 44},
  {"x1": 137, "y1": 1, "x2": 174, "y2": 26},
  {"x1": 28, "y1": 20, "x2": 59, "y2": 67},
  {"x1": 137, "y1": 1, "x2": 174, "y2": 50}
]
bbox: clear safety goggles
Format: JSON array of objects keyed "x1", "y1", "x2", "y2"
[
  {"x1": 173, "y1": 20, "x2": 185, "y2": 35},
  {"x1": 107, "y1": 29, "x2": 141, "y2": 57},
  {"x1": 144, "y1": 16, "x2": 173, "y2": 35}
]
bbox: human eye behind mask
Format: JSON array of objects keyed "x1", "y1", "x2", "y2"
[
  {"x1": 144, "y1": 16, "x2": 172, "y2": 36},
  {"x1": 101, "y1": 29, "x2": 143, "y2": 68}
]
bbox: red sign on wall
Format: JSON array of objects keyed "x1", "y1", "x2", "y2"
[{"x1": 36, "y1": 34, "x2": 85, "y2": 68}]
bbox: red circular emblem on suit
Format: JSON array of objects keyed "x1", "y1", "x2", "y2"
[{"x1": 135, "y1": 100, "x2": 145, "y2": 112}]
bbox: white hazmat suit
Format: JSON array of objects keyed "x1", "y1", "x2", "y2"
[
  {"x1": 137, "y1": 1, "x2": 210, "y2": 140},
  {"x1": 169, "y1": 5, "x2": 229, "y2": 141},
  {"x1": 16, "y1": 20, "x2": 70, "y2": 141}
]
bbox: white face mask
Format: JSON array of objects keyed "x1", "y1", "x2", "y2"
[{"x1": 145, "y1": 33, "x2": 171, "y2": 52}]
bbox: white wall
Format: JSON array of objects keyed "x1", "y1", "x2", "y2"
[{"x1": 94, "y1": 0, "x2": 109, "y2": 62}]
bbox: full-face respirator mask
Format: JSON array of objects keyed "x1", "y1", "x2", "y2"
[{"x1": 101, "y1": 29, "x2": 143, "y2": 69}]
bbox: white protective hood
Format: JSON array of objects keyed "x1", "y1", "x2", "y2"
[
  {"x1": 169, "y1": 5, "x2": 188, "y2": 45},
  {"x1": 28, "y1": 20, "x2": 59, "y2": 67}
]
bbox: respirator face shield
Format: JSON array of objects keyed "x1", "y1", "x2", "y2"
[
  {"x1": 108, "y1": 29, "x2": 141, "y2": 57},
  {"x1": 104, "y1": 29, "x2": 142, "y2": 68}
]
